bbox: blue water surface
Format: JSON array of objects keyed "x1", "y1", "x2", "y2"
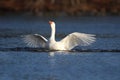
[{"x1": 0, "y1": 15, "x2": 120, "y2": 80}]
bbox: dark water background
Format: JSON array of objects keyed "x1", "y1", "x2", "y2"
[{"x1": 0, "y1": 15, "x2": 120, "y2": 80}]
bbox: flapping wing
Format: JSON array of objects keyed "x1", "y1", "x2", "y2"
[
  {"x1": 23, "y1": 34, "x2": 48, "y2": 48},
  {"x1": 60, "y1": 32, "x2": 96, "y2": 50}
]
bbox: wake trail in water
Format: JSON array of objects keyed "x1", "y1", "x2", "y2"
[{"x1": 0, "y1": 47, "x2": 120, "y2": 52}]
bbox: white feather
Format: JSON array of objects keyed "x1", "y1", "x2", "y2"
[
  {"x1": 60, "y1": 32, "x2": 96, "y2": 50},
  {"x1": 23, "y1": 34, "x2": 47, "y2": 48},
  {"x1": 23, "y1": 21, "x2": 96, "y2": 50}
]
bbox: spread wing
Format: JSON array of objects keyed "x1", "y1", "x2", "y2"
[
  {"x1": 60, "y1": 32, "x2": 96, "y2": 50},
  {"x1": 23, "y1": 34, "x2": 48, "y2": 48}
]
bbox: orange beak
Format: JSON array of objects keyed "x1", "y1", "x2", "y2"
[{"x1": 49, "y1": 21, "x2": 53, "y2": 24}]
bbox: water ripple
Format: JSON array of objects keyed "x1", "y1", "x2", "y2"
[
  {"x1": 0, "y1": 33, "x2": 120, "y2": 38},
  {"x1": 0, "y1": 47, "x2": 120, "y2": 52}
]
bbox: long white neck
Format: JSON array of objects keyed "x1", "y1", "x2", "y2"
[{"x1": 50, "y1": 23, "x2": 56, "y2": 42}]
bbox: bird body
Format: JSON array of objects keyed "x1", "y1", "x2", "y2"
[{"x1": 23, "y1": 21, "x2": 96, "y2": 50}]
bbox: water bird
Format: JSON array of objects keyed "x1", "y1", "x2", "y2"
[{"x1": 23, "y1": 21, "x2": 96, "y2": 50}]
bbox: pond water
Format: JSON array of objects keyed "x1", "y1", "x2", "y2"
[{"x1": 0, "y1": 15, "x2": 120, "y2": 80}]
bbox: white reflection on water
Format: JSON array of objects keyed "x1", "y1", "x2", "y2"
[{"x1": 49, "y1": 52, "x2": 55, "y2": 57}]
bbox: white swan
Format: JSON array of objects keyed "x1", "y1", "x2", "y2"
[{"x1": 23, "y1": 21, "x2": 96, "y2": 50}]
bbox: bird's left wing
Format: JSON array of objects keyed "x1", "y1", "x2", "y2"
[
  {"x1": 60, "y1": 32, "x2": 96, "y2": 50},
  {"x1": 23, "y1": 34, "x2": 48, "y2": 48}
]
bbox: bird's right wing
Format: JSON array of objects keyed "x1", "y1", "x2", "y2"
[
  {"x1": 23, "y1": 34, "x2": 48, "y2": 48},
  {"x1": 60, "y1": 32, "x2": 96, "y2": 50}
]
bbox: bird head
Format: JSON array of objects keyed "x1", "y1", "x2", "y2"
[{"x1": 49, "y1": 21, "x2": 55, "y2": 28}]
